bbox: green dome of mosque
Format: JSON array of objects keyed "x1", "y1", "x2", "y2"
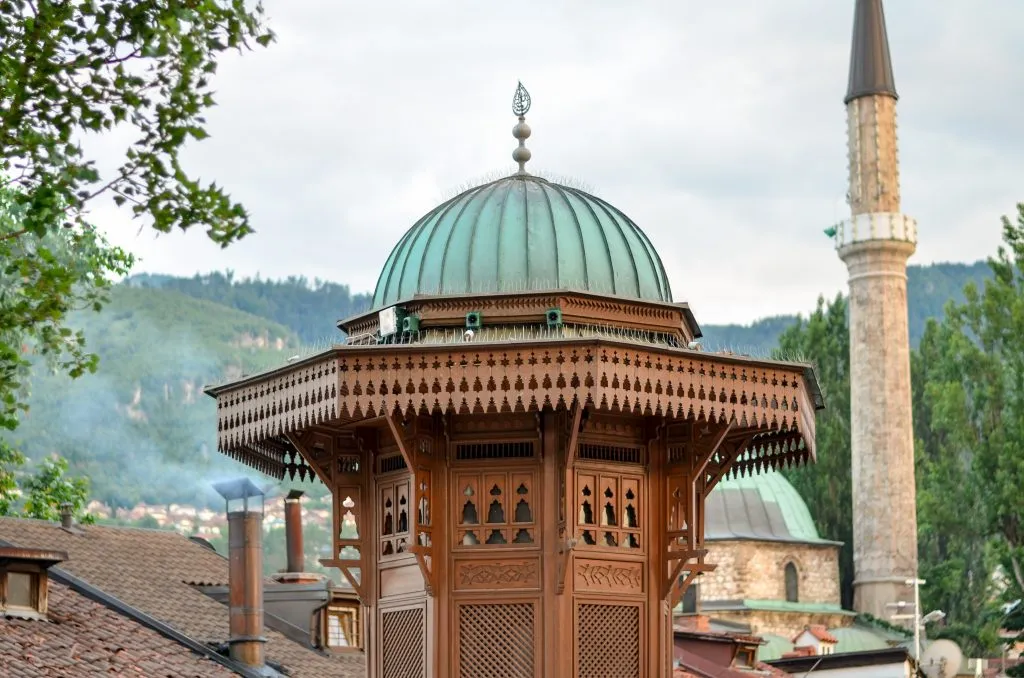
[
  {"x1": 371, "y1": 174, "x2": 673, "y2": 310},
  {"x1": 705, "y1": 470, "x2": 835, "y2": 545}
]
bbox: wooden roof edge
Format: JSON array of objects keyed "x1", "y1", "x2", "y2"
[
  {"x1": 336, "y1": 288, "x2": 699, "y2": 333},
  {"x1": 203, "y1": 337, "x2": 821, "y2": 400}
]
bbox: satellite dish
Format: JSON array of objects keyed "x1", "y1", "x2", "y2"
[{"x1": 920, "y1": 639, "x2": 964, "y2": 678}]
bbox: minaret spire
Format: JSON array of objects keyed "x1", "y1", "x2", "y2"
[
  {"x1": 835, "y1": 0, "x2": 920, "y2": 626},
  {"x1": 845, "y1": 0, "x2": 897, "y2": 103}
]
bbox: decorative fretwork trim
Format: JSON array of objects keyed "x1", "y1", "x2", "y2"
[{"x1": 210, "y1": 342, "x2": 819, "y2": 474}]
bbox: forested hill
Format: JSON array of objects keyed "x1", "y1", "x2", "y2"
[
  {"x1": 699, "y1": 260, "x2": 990, "y2": 354},
  {"x1": 128, "y1": 260, "x2": 991, "y2": 355},
  {"x1": 2, "y1": 260, "x2": 989, "y2": 509},
  {"x1": 127, "y1": 272, "x2": 374, "y2": 344}
]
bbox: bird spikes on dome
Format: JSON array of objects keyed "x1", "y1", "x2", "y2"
[{"x1": 437, "y1": 168, "x2": 597, "y2": 203}]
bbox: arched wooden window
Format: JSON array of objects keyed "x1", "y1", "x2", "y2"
[{"x1": 784, "y1": 562, "x2": 799, "y2": 602}]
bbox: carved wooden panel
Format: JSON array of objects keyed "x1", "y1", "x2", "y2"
[
  {"x1": 575, "y1": 471, "x2": 643, "y2": 551},
  {"x1": 381, "y1": 607, "x2": 424, "y2": 678},
  {"x1": 457, "y1": 602, "x2": 535, "y2": 678},
  {"x1": 573, "y1": 558, "x2": 644, "y2": 595},
  {"x1": 379, "y1": 476, "x2": 412, "y2": 559},
  {"x1": 453, "y1": 471, "x2": 538, "y2": 548},
  {"x1": 576, "y1": 602, "x2": 641, "y2": 678},
  {"x1": 454, "y1": 558, "x2": 540, "y2": 591}
]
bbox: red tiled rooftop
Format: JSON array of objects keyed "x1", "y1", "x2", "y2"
[
  {"x1": 0, "y1": 517, "x2": 365, "y2": 677},
  {"x1": 0, "y1": 579, "x2": 236, "y2": 677}
]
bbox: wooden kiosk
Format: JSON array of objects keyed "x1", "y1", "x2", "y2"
[{"x1": 206, "y1": 85, "x2": 822, "y2": 677}]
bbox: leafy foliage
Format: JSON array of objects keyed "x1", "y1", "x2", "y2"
[
  {"x1": 0, "y1": 439, "x2": 93, "y2": 523},
  {"x1": 0, "y1": 186, "x2": 134, "y2": 430},
  {"x1": 0, "y1": 0, "x2": 273, "y2": 244},
  {"x1": 774, "y1": 294, "x2": 854, "y2": 608}
]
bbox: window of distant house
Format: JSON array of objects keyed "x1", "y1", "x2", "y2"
[
  {"x1": 326, "y1": 602, "x2": 361, "y2": 650},
  {"x1": 784, "y1": 562, "x2": 799, "y2": 602},
  {"x1": 735, "y1": 649, "x2": 755, "y2": 669}
]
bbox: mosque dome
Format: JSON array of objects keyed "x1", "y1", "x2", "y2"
[
  {"x1": 371, "y1": 173, "x2": 673, "y2": 310},
  {"x1": 705, "y1": 470, "x2": 834, "y2": 545}
]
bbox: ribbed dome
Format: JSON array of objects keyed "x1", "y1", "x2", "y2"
[
  {"x1": 372, "y1": 174, "x2": 672, "y2": 309},
  {"x1": 705, "y1": 470, "x2": 832, "y2": 545}
]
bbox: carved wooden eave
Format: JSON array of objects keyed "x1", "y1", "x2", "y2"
[
  {"x1": 204, "y1": 338, "x2": 823, "y2": 480},
  {"x1": 339, "y1": 289, "x2": 702, "y2": 342}
]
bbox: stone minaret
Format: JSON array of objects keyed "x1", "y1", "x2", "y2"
[{"x1": 836, "y1": 0, "x2": 919, "y2": 620}]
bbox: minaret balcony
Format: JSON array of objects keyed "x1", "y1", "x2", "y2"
[{"x1": 831, "y1": 212, "x2": 917, "y2": 250}]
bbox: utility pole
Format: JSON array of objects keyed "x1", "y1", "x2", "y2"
[{"x1": 887, "y1": 577, "x2": 927, "y2": 663}]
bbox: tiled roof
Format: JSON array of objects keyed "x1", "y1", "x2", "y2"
[
  {"x1": 705, "y1": 471, "x2": 840, "y2": 545},
  {"x1": 794, "y1": 624, "x2": 839, "y2": 644},
  {"x1": 0, "y1": 579, "x2": 236, "y2": 677},
  {"x1": 0, "y1": 517, "x2": 365, "y2": 677}
]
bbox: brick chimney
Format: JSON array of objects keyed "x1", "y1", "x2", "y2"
[
  {"x1": 213, "y1": 478, "x2": 266, "y2": 670},
  {"x1": 284, "y1": 490, "x2": 304, "y2": 574}
]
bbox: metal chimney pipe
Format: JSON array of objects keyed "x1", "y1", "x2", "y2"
[
  {"x1": 59, "y1": 502, "x2": 73, "y2": 529},
  {"x1": 213, "y1": 478, "x2": 266, "y2": 670},
  {"x1": 284, "y1": 490, "x2": 305, "y2": 574}
]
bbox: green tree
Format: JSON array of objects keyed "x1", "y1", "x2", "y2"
[
  {"x1": 941, "y1": 205, "x2": 1024, "y2": 601},
  {"x1": 0, "y1": 440, "x2": 94, "y2": 523},
  {"x1": 913, "y1": 318, "x2": 995, "y2": 647},
  {"x1": 0, "y1": 439, "x2": 25, "y2": 514},
  {"x1": 774, "y1": 294, "x2": 854, "y2": 607},
  {"x1": 20, "y1": 455, "x2": 94, "y2": 523},
  {"x1": 1, "y1": 187, "x2": 134, "y2": 429},
  {"x1": 1, "y1": 1, "x2": 274, "y2": 430},
  {"x1": 1, "y1": 0, "x2": 273, "y2": 242}
]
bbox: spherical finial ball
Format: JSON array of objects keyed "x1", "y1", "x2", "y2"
[
  {"x1": 512, "y1": 121, "x2": 531, "y2": 141},
  {"x1": 512, "y1": 146, "x2": 532, "y2": 164}
]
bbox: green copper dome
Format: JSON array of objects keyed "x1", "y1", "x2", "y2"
[
  {"x1": 372, "y1": 174, "x2": 673, "y2": 309},
  {"x1": 705, "y1": 470, "x2": 835, "y2": 545}
]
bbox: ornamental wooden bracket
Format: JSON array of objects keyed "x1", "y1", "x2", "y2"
[
  {"x1": 692, "y1": 421, "x2": 734, "y2": 481},
  {"x1": 384, "y1": 410, "x2": 416, "y2": 471},
  {"x1": 557, "y1": 403, "x2": 585, "y2": 595},
  {"x1": 320, "y1": 557, "x2": 367, "y2": 602},
  {"x1": 671, "y1": 562, "x2": 716, "y2": 609},
  {"x1": 664, "y1": 547, "x2": 715, "y2": 607},
  {"x1": 565, "y1": 402, "x2": 584, "y2": 468},
  {"x1": 384, "y1": 410, "x2": 437, "y2": 595},
  {"x1": 702, "y1": 434, "x2": 754, "y2": 497}
]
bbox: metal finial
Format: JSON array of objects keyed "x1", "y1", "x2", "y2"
[
  {"x1": 512, "y1": 81, "x2": 531, "y2": 116},
  {"x1": 512, "y1": 81, "x2": 532, "y2": 174}
]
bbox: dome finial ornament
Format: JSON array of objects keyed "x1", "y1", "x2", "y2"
[{"x1": 511, "y1": 81, "x2": 532, "y2": 175}]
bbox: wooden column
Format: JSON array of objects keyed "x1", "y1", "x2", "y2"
[{"x1": 647, "y1": 420, "x2": 666, "y2": 678}]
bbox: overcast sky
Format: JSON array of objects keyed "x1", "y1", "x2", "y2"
[{"x1": 93, "y1": 0, "x2": 1023, "y2": 325}]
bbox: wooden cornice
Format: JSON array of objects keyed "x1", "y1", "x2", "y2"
[
  {"x1": 212, "y1": 339, "x2": 820, "y2": 477},
  {"x1": 339, "y1": 289, "x2": 699, "y2": 340}
]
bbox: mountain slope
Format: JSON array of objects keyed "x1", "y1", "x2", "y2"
[
  {"x1": 4, "y1": 287, "x2": 301, "y2": 508},
  {"x1": 3, "y1": 260, "x2": 991, "y2": 508},
  {"x1": 700, "y1": 261, "x2": 991, "y2": 354}
]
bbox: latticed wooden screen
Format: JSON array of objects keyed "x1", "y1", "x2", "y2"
[
  {"x1": 458, "y1": 602, "x2": 535, "y2": 678},
  {"x1": 577, "y1": 603, "x2": 641, "y2": 678},
  {"x1": 381, "y1": 607, "x2": 424, "y2": 678}
]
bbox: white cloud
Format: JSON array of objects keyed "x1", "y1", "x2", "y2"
[{"x1": 94, "y1": 0, "x2": 1024, "y2": 324}]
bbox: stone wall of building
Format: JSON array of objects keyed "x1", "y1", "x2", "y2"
[{"x1": 701, "y1": 540, "x2": 841, "y2": 606}]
